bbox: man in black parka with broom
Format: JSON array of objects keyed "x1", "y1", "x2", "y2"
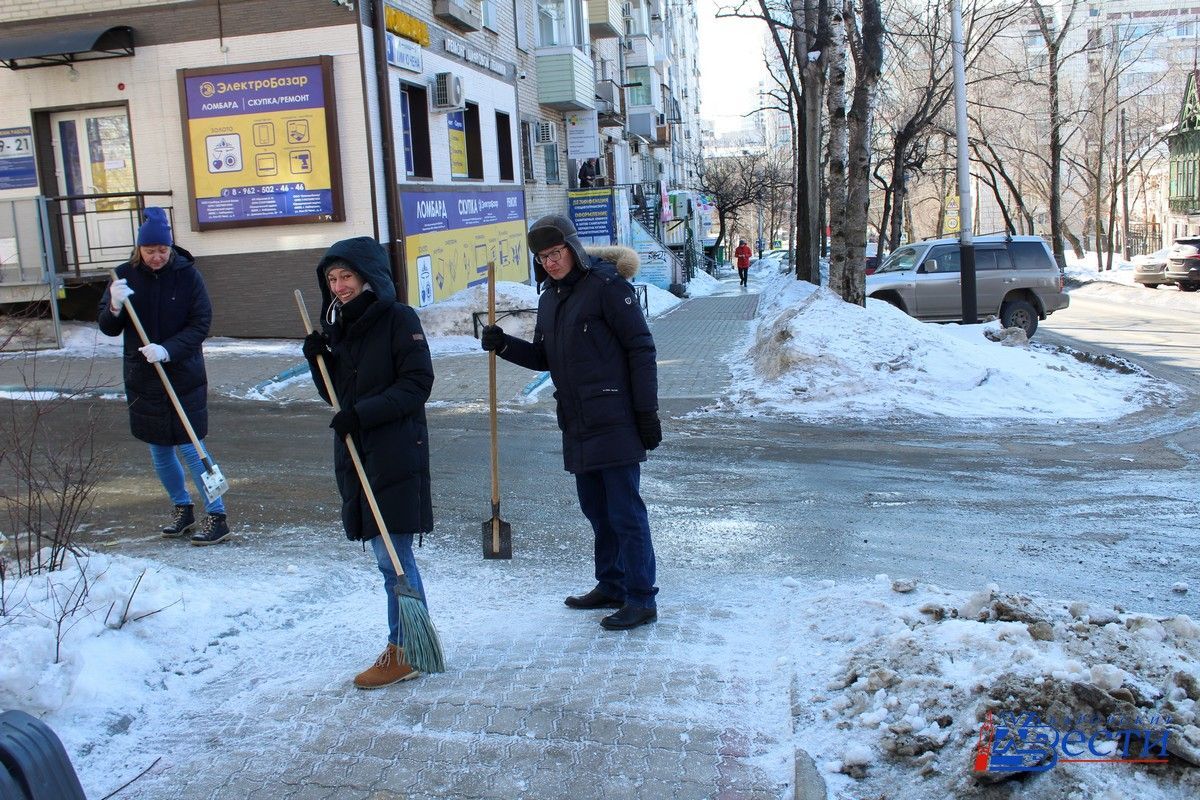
[
  {"x1": 302, "y1": 236, "x2": 436, "y2": 687},
  {"x1": 481, "y1": 215, "x2": 662, "y2": 630}
]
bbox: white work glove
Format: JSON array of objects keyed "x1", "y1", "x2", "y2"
[
  {"x1": 109, "y1": 278, "x2": 133, "y2": 314},
  {"x1": 139, "y1": 343, "x2": 169, "y2": 363}
]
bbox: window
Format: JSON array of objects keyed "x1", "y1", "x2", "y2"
[
  {"x1": 520, "y1": 119, "x2": 536, "y2": 181},
  {"x1": 923, "y1": 246, "x2": 961, "y2": 273},
  {"x1": 544, "y1": 142, "x2": 561, "y2": 184},
  {"x1": 538, "y1": 0, "x2": 563, "y2": 46},
  {"x1": 496, "y1": 111, "x2": 514, "y2": 181},
  {"x1": 399, "y1": 82, "x2": 432, "y2": 179},
  {"x1": 627, "y1": 67, "x2": 653, "y2": 106},
  {"x1": 464, "y1": 102, "x2": 484, "y2": 179},
  {"x1": 483, "y1": 0, "x2": 498, "y2": 31},
  {"x1": 1010, "y1": 241, "x2": 1055, "y2": 271},
  {"x1": 514, "y1": 0, "x2": 529, "y2": 51}
]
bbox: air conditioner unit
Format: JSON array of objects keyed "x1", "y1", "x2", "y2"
[
  {"x1": 430, "y1": 72, "x2": 465, "y2": 110},
  {"x1": 655, "y1": 112, "x2": 667, "y2": 126},
  {"x1": 533, "y1": 120, "x2": 558, "y2": 146},
  {"x1": 622, "y1": 2, "x2": 633, "y2": 18}
]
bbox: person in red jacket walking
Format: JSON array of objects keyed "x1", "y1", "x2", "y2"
[{"x1": 734, "y1": 240, "x2": 752, "y2": 287}]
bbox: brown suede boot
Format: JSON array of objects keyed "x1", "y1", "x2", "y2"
[{"x1": 353, "y1": 643, "x2": 419, "y2": 689}]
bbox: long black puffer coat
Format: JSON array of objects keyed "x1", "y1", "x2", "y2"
[
  {"x1": 498, "y1": 246, "x2": 658, "y2": 474},
  {"x1": 97, "y1": 246, "x2": 212, "y2": 446},
  {"x1": 306, "y1": 237, "x2": 435, "y2": 541}
]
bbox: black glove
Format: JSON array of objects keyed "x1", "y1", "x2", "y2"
[
  {"x1": 635, "y1": 411, "x2": 662, "y2": 451},
  {"x1": 302, "y1": 331, "x2": 329, "y2": 360},
  {"x1": 480, "y1": 324, "x2": 507, "y2": 353},
  {"x1": 330, "y1": 407, "x2": 360, "y2": 437}
]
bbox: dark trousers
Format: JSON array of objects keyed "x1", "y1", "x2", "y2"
[
  {"x1": 575, "y1": 464, "x2": 658, "y2": 608},
  {"x1": 737, "y1": 267, "x2": 748, "y2": 286}
]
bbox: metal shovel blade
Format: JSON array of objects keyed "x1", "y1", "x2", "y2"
[
  {"x1": 482, "y1": 513, "x2": 512, "y2": 560},
  {"x1": 201, "y1": 464, "x2": 230, "y2": 500}
]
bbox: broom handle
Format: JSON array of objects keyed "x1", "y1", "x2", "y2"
[
  {"x1": 109, "y1": 269, "x2": 214, "y2": 474},
  {"x1": 294, "y1": 289, "x2": 408, "y2": 580}
]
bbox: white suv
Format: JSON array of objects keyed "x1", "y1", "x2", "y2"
[{"x1": 866, "y1": 235, "x2": 1069, "y2": 337}]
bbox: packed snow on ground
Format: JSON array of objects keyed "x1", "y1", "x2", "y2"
[
  {"x1": 1065, "y1": 250, "x2": 1199, "y2": 314},
  {"x1": 713, "y1": 269, "x2": 1177, "y2": 421},
  {"x1": 4, "y1": 551, "x2": 1199, "y2": 798}
]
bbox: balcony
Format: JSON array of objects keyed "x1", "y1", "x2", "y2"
[
  {"x1": 589, "y1": 0, "x2": 623, "y2": 39},
  {"x1": 537, "y1": 47, "x2": 596, "y2": 111},
  {"x1": 625, "y1": 34, "x2": 656, "y2": 68},
  {"x1": 595, "y1": 79, "x2": 626, "y2": 126},
  {"x1": 434, "y1": 0, "x2": 482, "y2": 32},
  {"x1": 628, "y1": 112, "x2": 669, "y2": 145}
]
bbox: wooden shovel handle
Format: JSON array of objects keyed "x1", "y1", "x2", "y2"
[
  {"x1": 487, "y1": 262, "x2": 500, "y2": 506},
  {"x1": 108, "y1": 269, "x2": 212, "y2": 471},
  {"x1": 294, "y1": 289, "x2": 408, "y2": 579}
]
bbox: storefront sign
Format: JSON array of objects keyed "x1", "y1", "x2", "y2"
[
  {"x1": 401, "y1": 189, "x2": 527, "y2": 306},
  {"x1": 630, "y1": 217, "x2": 672, "y2": 289},
  {"x1": 178, "y1": 57, "x2": 344, "y2": 230},
  {"x1": 565, "y1": 111, "x2": 599, "y2": 160},
  {"x1": 386, "y1": 32, "x2": 422, "y2": 73},
  {"x1": 448, "y1": 111, "x2": 468, "y2": 179},
  {"x1": 568, "y1": 189, "x2": 615, "y2": 245},
  {"x1": 0, "y1": 126, "x2": 37, "y2": 191},
  {"x1": 443, "y1": 36, "x2": 510, "y2": 78},
  {"x1": 385, "y1": 4, "x2": 431, "y2": 47}
]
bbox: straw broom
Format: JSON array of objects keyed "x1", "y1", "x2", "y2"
[{"x1": 295, "y1": 289, "x2": 445, "y2": 674}]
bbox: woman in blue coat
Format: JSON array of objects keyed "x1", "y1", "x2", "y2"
[
  {"x1": 97, "y1": 208, "x2": 231, "y2": 546},
  {"x1": 302, "y1": 236, "x2": 435, "y2": 689}
]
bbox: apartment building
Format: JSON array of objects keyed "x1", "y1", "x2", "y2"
[{"x1": 0, "y1": 0, "x2": 705, "y2": 331}]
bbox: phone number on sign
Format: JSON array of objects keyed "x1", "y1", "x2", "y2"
[{"x1": 219, "y1": 183, "x2": 306, "y2": 197}]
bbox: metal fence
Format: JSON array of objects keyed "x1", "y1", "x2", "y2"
[{"x1": 44, "y1": 191, "x2": 173, "y2": 280}]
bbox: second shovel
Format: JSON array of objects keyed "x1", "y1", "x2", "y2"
[{"x1": 482, "y1": 261, "x2": 512, "y2": 559}]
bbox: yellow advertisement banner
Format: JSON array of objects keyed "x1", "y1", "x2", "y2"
[{"x1": 448, "y1": 111, "x2": 468, "y2": 179}]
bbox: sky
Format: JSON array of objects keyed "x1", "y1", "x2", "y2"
[
  {"x1": 3, "y1": 257, "x2": 1198, "y2": 797},
  {"x1": 695, "y1": 0, "x2": 772, "y2": 135}
]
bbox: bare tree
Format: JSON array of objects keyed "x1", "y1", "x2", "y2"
[{"x1": 696, "y1": 147, "x2": 768, "y2": 258}]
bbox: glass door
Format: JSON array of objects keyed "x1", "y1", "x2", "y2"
[{"x1": 50, "y1": 107, "x2": 136, "y2": 267}]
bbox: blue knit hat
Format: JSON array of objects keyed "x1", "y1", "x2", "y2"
[{"x1": 137, "y1": 207, "x2": 173, "y2": 246}]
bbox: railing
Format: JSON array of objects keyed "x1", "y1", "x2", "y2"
[{"x1": 44, "y1": 191, "x2": 173, "y2": 279}]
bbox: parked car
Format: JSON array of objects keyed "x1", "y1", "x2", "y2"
[
  {"x1": 1132, "y1": 247, "x2": 1172, "y2": 288},
  {"x1": 1165, "y1": 238, "x2": 1200, "y2": 292},
  {"x1": 865, "y1": 242, "x2": 879, "y2": 274},
  {"x1": 866, "y1": 235, "x2": 1069, "y2": 337}
]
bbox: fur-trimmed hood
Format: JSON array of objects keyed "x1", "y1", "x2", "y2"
[{"x1": 585, "y1": 245, "x2": 639, "y2": 279}]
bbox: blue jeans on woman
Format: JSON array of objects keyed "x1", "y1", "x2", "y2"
[
  {"x1": 148, "y1": 442, "x2": 225, "y2": 514},
  {"x1": 370, "y1": 533, "x2": 426, "y2": 647}
]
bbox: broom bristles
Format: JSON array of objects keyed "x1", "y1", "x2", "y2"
[{"x1": 397, "y1": 594, "x2": 445, "y2": 674}]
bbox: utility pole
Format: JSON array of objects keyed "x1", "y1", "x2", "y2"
[
  {"x1": 1121, "y1": 108, "x2": 1131, "y2": 259},
  {"x1": 951, "y1": 0, "x2": 976, "y2": 323}
]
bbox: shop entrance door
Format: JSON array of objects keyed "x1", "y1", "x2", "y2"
[{"x1": 50, "y1": 107, "x2": 137, "y2": 267}]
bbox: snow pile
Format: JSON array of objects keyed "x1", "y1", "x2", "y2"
[
  {"x1": 717, "y1": 270, "x2": 1172, "y2": 420},
  {"x1": 414, "y1": 280, "x2": 540, "y2": 355},
  {"x1": 792, "y1": 577, "x2": 1200, "y2": 798},
  {"x1": 642, "y1": 282, "x2": 683, "y2": 315},
  {"x1": 684, "y1": 270, "x2": 723, "y2": 298}
]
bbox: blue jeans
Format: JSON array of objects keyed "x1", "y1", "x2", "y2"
[
  {"x1": 370, "y1": 533, "x2": 426, "y2": 647},
  {"x1": 149, "y1": 442, "x2": 225, "y2": 514},
  {"x1": 575, "y1": 464, "x2": 658, "y2": 609}
]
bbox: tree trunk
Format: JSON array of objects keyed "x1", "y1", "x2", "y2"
[
  {"x1": 842, "y1": 0, "x2": 882, "y2": 307},
  {"x1": 825, "y1": 8, "x2": 849, "y2": 298}
]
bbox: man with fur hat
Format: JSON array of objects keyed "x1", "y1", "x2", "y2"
[
  {"x1": 302, "y1": 236, "x2": 436, "y2": 687},
  {"x1": 481, "y1": 215, "x2": 662, "y2": 630}
]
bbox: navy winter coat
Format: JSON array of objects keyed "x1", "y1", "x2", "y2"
[
  {"x1": 306, "y1": 237, "x2": 435, "y2": 540},
  {"x1": 97, "y1": 247, "x2": 212, "y2": 446},
  {"x1": 498, "y1": 246, "x2": 658, "y2": 474}
]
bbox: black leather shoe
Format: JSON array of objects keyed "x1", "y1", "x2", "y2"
[
  {"x1": 564, "y1": 587, "x2": 624, "y2": 610},
  {"x1": 600, "y1": 604, "x2": 657, "y2": 630}
]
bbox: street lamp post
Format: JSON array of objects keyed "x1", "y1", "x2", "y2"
[{"x1": 951, "y1": 0, "x2": 977, "y2": 324}]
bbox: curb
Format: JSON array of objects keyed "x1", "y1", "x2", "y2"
[{"x1": 794, "y1": 748, "x2": 827, "y2": 800}]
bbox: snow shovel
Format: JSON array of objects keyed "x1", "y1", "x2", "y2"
[
  {"x1": 108, "y1": 269, "x2": 229, "y2": 500},
  {"x1": 482, "y1": 261, "x2": 513, "y2": 560},
  {"x1": 294, "y1": 289, "x2": 445, "y2": 674}
]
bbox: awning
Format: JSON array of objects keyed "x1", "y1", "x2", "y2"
[{"x1": 0, "y1": 25, "x2": 134, "y2": 70}]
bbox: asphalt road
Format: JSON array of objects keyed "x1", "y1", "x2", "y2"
[{"x1": 6, "y1": 279, "x2": 1198, "y2": 622}]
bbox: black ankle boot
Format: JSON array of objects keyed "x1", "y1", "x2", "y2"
[
  {"x1": 161, "y1": 504, "x2": 196, "y2": 538},
  {"x1": 190, "y1": 513, "x2": 230, "y2": 546}
]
